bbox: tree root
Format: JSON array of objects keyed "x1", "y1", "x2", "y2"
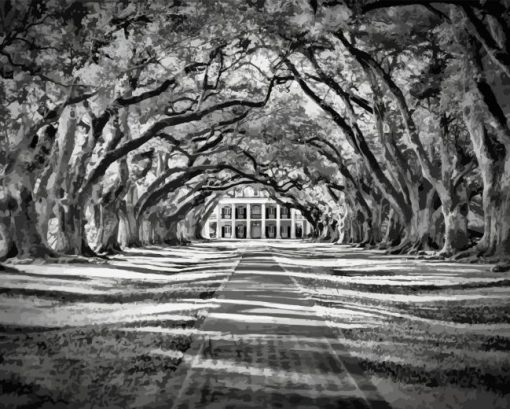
[
  {"x1": 4, "y1": 253, "x2": 110, "y2": 265},
  {"x1": 386, "y1": 240, "x2": 413, "y2": 255},
  {"x1": 95, "y1": 240, "x2": 123, "y2": 256},
  {"x1": 452, "y1": 245, "x2": 487, "y2": 260},
  {"x1": 95, "y1": 247, "x2": 124, "y2": 257},
  {"x1": 385, "y1": 237, "x2": 436, "y2": 256},
  {"x1": 53, "y1": 255, "x2": 109, "y2": 264}
]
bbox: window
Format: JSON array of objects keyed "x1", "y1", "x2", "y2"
[
  {"x1": 222, "y1": 225, "x2": 232, "y2": 238},
  {"x1": 236, "y1": 207, "x2": 247, "y2": 219},
  {"x1": 251, "y1": 205, "x2": 261, "y2": 219},
  {"x1": 266, "y1": 206, "x2": 276, "y2": 219},
  {"x1": 280, "y1": 207, "x2": 290, "y2": 219},
  {"x1": 222, "y1": 206, "x2": 232, "y2": 219}
]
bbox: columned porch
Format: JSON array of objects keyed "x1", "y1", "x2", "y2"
[{"x1": 205, "y1": 200, "x2": 310, "y2": 240}]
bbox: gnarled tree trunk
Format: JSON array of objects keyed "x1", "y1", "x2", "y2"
[
  {"x1": 95, "y1": 205, "x2": 122, "y2": 254},
  {"x1": 118, "y1": 186, "x2": 141, "y2": 248}
]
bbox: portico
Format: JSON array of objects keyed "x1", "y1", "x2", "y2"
[{"x1": 204, "y1": 186, "x2": 311, "y2": 239}]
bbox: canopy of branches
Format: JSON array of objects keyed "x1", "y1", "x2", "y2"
[{"x1": 1, "y1": 0, "x2": 509, "y2": 261}]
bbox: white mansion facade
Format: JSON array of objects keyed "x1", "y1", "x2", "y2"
[{"x1": 203, "y1": 186, "x2": 312, "y2": 239}]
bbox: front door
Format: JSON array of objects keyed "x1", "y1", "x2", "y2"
[
  {"x1": 236, "y1": 224, "x2": 246, "y2": 238},
  {"x1": 251, "y1": 222, "x2": 261, "y2": 238}
]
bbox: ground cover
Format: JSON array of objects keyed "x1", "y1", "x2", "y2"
[
  {"x1": 275, "y1": 243, "x2": 510, "y2": 409},
  {"x1": 0, "y1": 245, "x2": 240, "y2": 409}
]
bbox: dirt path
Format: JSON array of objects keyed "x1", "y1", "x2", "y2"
[{"x1": 168, "y1": 246, "x2": 391, "y2": 409}]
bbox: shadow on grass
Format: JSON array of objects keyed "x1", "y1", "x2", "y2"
[
  {"x1": 400, "y1": 302, "x2": 510, "y2": 324},
  {"x1": 358, "y1": 358, "x2": 510, "y2": 395},
  {"x1": 0, "y1": 323, "x2": 196, "y2": 409},
  {"x1": 0, "y1": 286, "x2": 218, "y2": 304},
  {"x1": 98, "y1": 262, "x2": 231, "y2": 275},
  {"x1": 332, "y1": 279, "x2": 510, "y2": 295},
  {"x1": 0, "y1": 374, "x2": 69, "y2": 409},
  {"x1": 0, "y1": 264, "x2": 91, "y2": 281}
]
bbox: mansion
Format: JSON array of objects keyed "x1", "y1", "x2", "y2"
[{"x1": 203, "y1": 186, "x2": 312, "y2": 239}]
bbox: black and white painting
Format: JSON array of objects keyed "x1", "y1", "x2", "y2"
[{"x1": 1, "y1": 1, "x2": 509, "y2": 408}]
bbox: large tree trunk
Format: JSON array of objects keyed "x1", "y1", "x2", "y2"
[
  {"x1": 367, "y1": 199, "x2": 385, "y2": 246},
  {"x1": 456, "y1": 18, "x2": 510, "y2": 258},
  {"x1": 348, "y1": 214, "x2": 362, "y2": 244},
  {"x1": 0, "y1": 200, "x2": 16, "y2": 260},
  {"x1": 146, "y1": 212, "x2": 166, "y2": 245},
  {"x1": 330, "y1": 219, "x2": 342, "y2": 244},
  {"x1": 477, "y1": 151, "x2": 510, "y2": 256},
  {"x1": 140, "y1": 218, "x2": 156, "y2": 245},
  {"x1": 163, "y1": 218, "x2": 181, "y2": 245},
  {"x1": 193, "y1": 215, "x2": 206, "y2": 240},
  {"x1": 50, "y1": 202, "x2": 94, "y2": 256},
  {"x1": 45, "y1": 108, "x2": 79, "y2": 251},
  {"x1": 462, "y1": 85, "x2": 509, "y2": 257},
  {"x1": 337, "y1": 207, "x2": 349, "y2": 244},
  {"x1": 35, "y1": 197, "x2": 50, "y2": 247},
  {"x1": 193, "y1": 197, "x2": 218, "y2": 240},
  {"x1": 360, "y1": 219, "x2": 372, "y2": 246},
  {"x1": 323, "y1": 219, "x2": 340, "y2": 243},
  {"x1": 430, "y1": 206, "x2": 445, "y2": 250},
  {"x1": 95, "y1": 205, "x2": 122, "y2": 254},
  {"x1": 492, "y1": 156, "x2": 510, "y2": 255},
  {"x1": 1, "y1": 123, "x2": 59, "y2": 259},
  {"x1": 5, "y1": 178, "x2": 55, "y2": 259},
  {"x1": 390, "y1": 181, "x2": 435, "y2": 253},
  {"x1": 119, "y1": 208, "x2": 140, "y2": 248},
  {"x1": 118, "y1": 187, "x2": 141, "y2": 248},
  {"x1": 440, "y1": 183, "x2": 470, "y2": 256},
  {"x1": 380, "y1": 208, "x2": 402, "y2": 248},
  {"x1": 52, "y1": 204, "x2": 70, "y2": 252},
  {"x1": 192, "y1": 209, "x2": 207, "y2": 240}
]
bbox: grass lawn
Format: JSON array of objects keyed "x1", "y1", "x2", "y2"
[
  {"x1": 0, "y1": 245, "x2": 240, "y2": 409},
  {"x1": 2, "y1": 241, "x2": 509, "y2": 408},
  {"x1": 274, "y1": 244, "x2": 510, "y2": 409}
]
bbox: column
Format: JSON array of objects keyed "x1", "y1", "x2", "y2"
[
  {"x1": 231, "y1": 203, "x2": 236, "y2": 239},
  {"x1": 246, "y1": 203, "x2": 251, "y2": 239},
  {"x1": 216, "y1": 205, "x2": 221, "y2": 238},
  {"x1": 291, "y1": 208, "x2": 296, "y2": 239},
  {"x1": 204, "y1": 221, "x2": 210, "y2": 239},
  {"x1": 276, "y1": 205, "x2": 281, "y2": 239},
  {"x1": 261, "y1": 203, "x2": 266, "y2": 239}
]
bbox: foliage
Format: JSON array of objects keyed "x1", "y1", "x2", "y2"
[{"x1": 1, "y1": 0, "x2": 509, "y2": 258}]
